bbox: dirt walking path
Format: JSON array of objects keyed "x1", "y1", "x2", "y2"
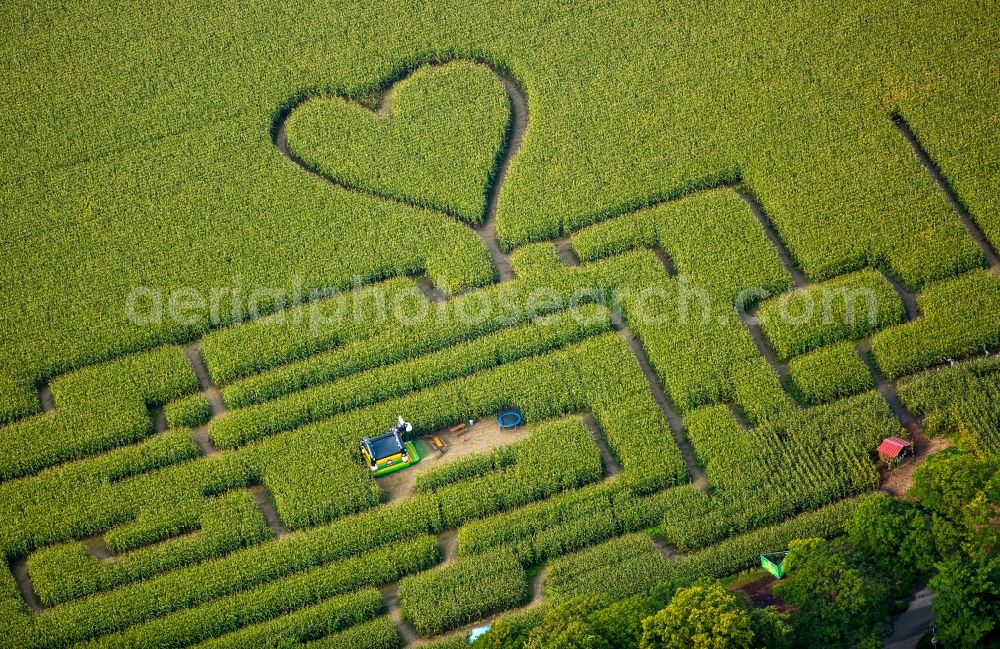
[
  {"x1": 732, "y1": 185, "x2": 929, "y2": 436},
  {"x1": 83, "y1": 535, "x2": 112, "y2": 560},
  {"x1": 416, "y1": 276, "x2": 447, "y2": 303},
  {"x1": 38, "y1": 385, "x2": 55, "y2": 413},
  {"x1": 582, "y1": 414, "x2": 623, "y2": 476},
  {"x1": 250, "y1": 484, "x2": 288, "y2": 537},
  {"x1": 530, "y1": 567, "x2": 548, "y2": 602},
  {"x1": 609, "y1": 312, "x2": 708, "y2": 491},
  {"x1": 437, "y1": 530, "x2": 459, "y2": 565},
  {"x1": 555, "y1": 238, "x2": 579, "y2": 266},
  {"x1": 650, "y1": 535, "x2": 679, "y2": 559},
  {"x1": 551, "y1": 234, "x2": 702, "y2": 488},
  {"x1": 183, "y1": 343, "x2": 225, "y2": 457},
  {"x1": 857, "y1": 340, "x2": 919, "y2": 431},
  {"x1": 476, "y1": 73, "x2": 527, "y2": 281},
  {"x1": 740, "y1": 307, "x2": 799, "y2": 406},
  {"x1": 380, "y1": 585, "x2": 420, "y2": 645},
  {"x1": 184, "y1": 343, "x2": 227, "y2": 416},
  {"x1": 735, "y1": 187, "x2": 808, "y2": 288},
  {"x1": 9, "y1": 558, "x2": 42, "y2": 612},
  {"x1": 880, "y1": 269, "x2": 921, "y2": 321}
]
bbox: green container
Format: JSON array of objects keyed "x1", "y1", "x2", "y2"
[{"x1": 760, "y1": 553, "x2": 788, "y2": 579}]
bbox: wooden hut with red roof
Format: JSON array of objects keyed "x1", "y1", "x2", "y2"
[{"x1": 876, "y1": 436, "x2": 913, "y2": 467}]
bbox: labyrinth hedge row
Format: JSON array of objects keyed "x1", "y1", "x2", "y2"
[
  {"x1": 75, "y1": 576, "x2": 386, "y2": 649},
  {"x1": 303, "y1": 616, "x2": 403, "y2": 649},
  {"x1": 27, "y1": 490, "x2": 271, "y2": 607},
  {"x1": 210, "y1": 305, "x2": 611, "y2": 447},
  {"x1": 545, "y1": 496, "x2": 860, "y2": 601},
  {"x1": 757, "y1": 269, "x2": 906, "y2": 360},
  {"x1": 199, "y1": 277, "x2": 418, "y2": 385},
  {"x1": 728, "y1": 357, "x2": 795, "y2": 424},
  {"x1": 456, "y1": 482, "x2": 704, "y2": 566},
  {"x1": 788, "y1": 342, "x2": 875, "y2": 404},
  {"x1": 569, "y1": 193, "x2": 797, "y2": 414},
  {"x1": 398, "y1": 549, "x2": 529, "y2": 636},
  {"x1": 1, "y1": 332, "x2": 681, "y2": 561},
  {"x1": 11, "y1": 536, "x2": 438, "y2": 649},
  {"x1": 413, "y1": 444, "x2": 518, "y2": 494},
  {"x1": 215, "y1": 256, "x2": 641, "y2": 410},
  {"x1": 193, "y1": 588, "x2": 385, "y2": 649},
  {"x1": 872, "y1": 269, "x2": 1000, "y2": 379},
  {"x1": 164, "y1": 393, "x2": 212, "y2": 429},
  {"x1": 0, "y1": 347, "x2": 198, "y2": 482},
  {"x1": 673, "y1": 394, "x2": 893, "y2": 549}
]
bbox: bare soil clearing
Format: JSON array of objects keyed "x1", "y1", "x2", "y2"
[
  {"x1": 377, "y1": 417, "x2": 533, "y2": 502},
  {"x1": 732, "y1": 574, "x2": 786, "y2": 611},
  {"x1": 880, "y1": 431, "x2": 953, "y2": 498}
]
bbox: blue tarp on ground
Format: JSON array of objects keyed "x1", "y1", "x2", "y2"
[{"x1": 469, "y1": 626, "x2": 491, "y2": 642}]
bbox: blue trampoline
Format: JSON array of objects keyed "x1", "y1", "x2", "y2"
[{"x1": 498, "y1": 410, "x2": 522, "y2": 430}]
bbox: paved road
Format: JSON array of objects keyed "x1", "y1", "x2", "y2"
[{"x1": 886, "y1": 587, "x2": 935, "y2": 649}]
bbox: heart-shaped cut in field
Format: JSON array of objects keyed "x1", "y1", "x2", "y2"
[{"x1": 284, "y1": 61, "x2": 510, "y2": 226}]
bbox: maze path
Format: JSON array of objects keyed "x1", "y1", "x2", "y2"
[
  {"x1": 735, "y1": 187, "x2": 808, "y2": 289},
  {"x1": 249, "y1": 485, "x2": 288, "y2": 537},
  {"x1": 184, "y1": 343, "x2": 225, "y2": 457},
  {"x1": 739, "y1": 306, "x2": 798, "y2": 407},
  {"x1": 582, "y1": 414, "x2": 623, "y2": 477},
  {"x1": 8, "y1": 559, "x2": 41, "y2": 612},
  {"x1": 717, "y1": 112, "x2": 1000, "y2": 433},
  {"x1": 36, "y1": 387, "x2": 55, "y2": 414},
  {"x1": 857, "y1": 340, "x2": 917, "y2": 431},
  {"x1": 480, "y1": 73, "x2": 526, "y2": 278},
  {"x1": 609, "y1": 312, "x2": 708, "y2": 491},
  {"x1": 894, "y1": 115, "x2": 1000, "y2": 271}
]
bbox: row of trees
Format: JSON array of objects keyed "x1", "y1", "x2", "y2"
[{"x1": 467, "y1": 449, "x2": 998, "y2": 648}]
